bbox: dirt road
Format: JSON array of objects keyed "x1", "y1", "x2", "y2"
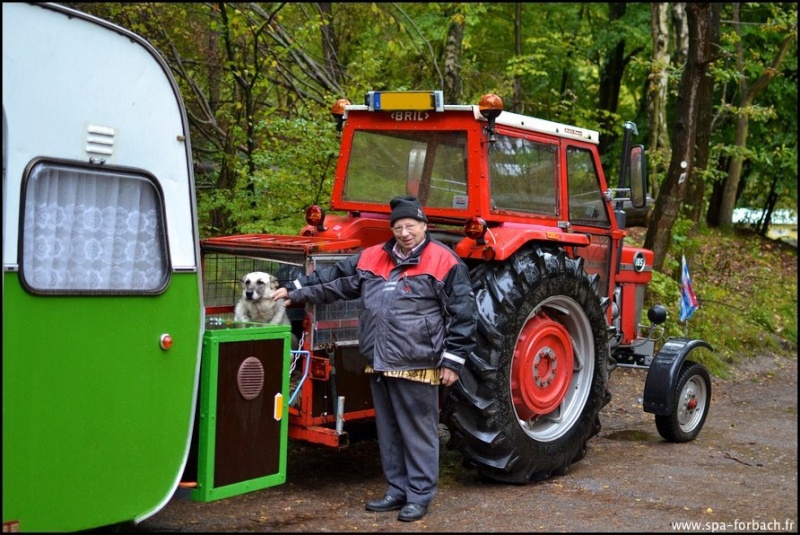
[{"x1": 126, "y1": 353, "x2": 797, "y2": 533}]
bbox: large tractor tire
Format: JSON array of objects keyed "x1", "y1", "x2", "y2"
[{"x1": 442, "y1": 244, "x2": 611, "y2": 483}]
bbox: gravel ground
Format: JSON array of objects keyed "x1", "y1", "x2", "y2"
[{"x1": 124, "y1": 353, "x2": 797, "y2": 533}]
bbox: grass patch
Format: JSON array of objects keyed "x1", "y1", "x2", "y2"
[{"x1": 635, "y1": 227, "x2": 797, "y2": 378}]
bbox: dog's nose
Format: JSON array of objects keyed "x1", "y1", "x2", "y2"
[{"x1": 245, "y1": 290, "x2": 254, "y2": 299}]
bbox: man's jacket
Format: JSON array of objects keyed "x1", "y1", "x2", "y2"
[{"x1": 287, "y1": 235, "x2": 475, "y2": 375}]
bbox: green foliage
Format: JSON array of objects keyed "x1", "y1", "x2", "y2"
[
  {"x1": 669, "y1": 217, "x2": 702, "y2": 260},
  {"x1": 196, "y1": 104, "x2": 341, "y2": 236},
  {"x1": 259, "y1": 107, "x2": 342, "y2": 226},
  {"x1": 709, "y1": 3, "x2": 797, "y2": 222},
  {"x1": 641, "y1": 227, "x2": 798, "y2": 378},
  {"x1": 67, "y1": 2, "x2": 797, "y2": 373},
  {"x1": 69, "y1": 2, "x2": 796, "y2": 239}
]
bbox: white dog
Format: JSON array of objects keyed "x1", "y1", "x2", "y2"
[{"x1": 234, "y1": 271, "x2": 290, "y2": 325}]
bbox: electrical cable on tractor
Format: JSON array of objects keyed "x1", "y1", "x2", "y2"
[{"x1": 201, "y1": 89, "x2": 713, "y2": 483}]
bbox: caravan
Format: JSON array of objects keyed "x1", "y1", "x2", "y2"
[{"x1": 3, "y1": 3, "x2": 203, "y2": 531}]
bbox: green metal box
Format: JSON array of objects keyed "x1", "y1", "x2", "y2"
[{"x1": 190, "y1": 322, "x2": 291, "y2": 502}]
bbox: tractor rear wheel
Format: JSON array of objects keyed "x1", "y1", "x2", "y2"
[{"x1": 442, "y1": 245, "x2": 611, "y2": 483}]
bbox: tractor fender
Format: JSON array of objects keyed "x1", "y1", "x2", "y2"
[{"x1": 642, "y1": 337, "x2": 713, "y2": 415}]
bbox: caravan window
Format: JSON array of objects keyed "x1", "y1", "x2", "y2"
[{"x1": 20, "y1": 160, "x2": 170, "y2": 294}]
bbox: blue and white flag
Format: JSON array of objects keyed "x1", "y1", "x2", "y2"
[{"x1": 679, "y1": 255, "x2": 699, "y2": 322}]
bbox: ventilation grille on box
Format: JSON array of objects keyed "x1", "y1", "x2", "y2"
[{"x1": 237, "y1": 356, "x2": 264, "y2": 400}]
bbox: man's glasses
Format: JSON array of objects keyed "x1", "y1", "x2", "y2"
[{"x1": 392, "y1": 222, "x2": 422, "y2": 234}]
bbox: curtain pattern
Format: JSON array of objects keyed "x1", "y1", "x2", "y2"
[{"x1": 22, "y1": 163, "x2": 168, "y2": 292}]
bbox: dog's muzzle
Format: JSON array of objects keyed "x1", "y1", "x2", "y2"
[{"x1": 245, "y1": 290, "x2": 255, "y2": 300}]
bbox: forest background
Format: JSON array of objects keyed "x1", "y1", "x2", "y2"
[{"x1": 68, "y1": 2, "x2": 797, "y2": 372}]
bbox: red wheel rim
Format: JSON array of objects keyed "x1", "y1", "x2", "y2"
[{"x1": 511, "y1": 313, "x2": 574, "y2": 420}]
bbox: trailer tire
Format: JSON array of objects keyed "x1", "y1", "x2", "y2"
[
  {"x1": 654, "y1": 361, "x2": 711, "y2": 443},
  {"x1": 442, "y1": 244, "x2": 611, "y2": 483}
]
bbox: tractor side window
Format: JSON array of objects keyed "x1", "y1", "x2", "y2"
[
  {"x1": 488, "y1": 135, "x2": 559, "y2": 217},
  {"x1": 566, "y1": 147, "x2": 610, "y2": 228},
  {"x1": 20, "y1": 160, "x2": 170, "y2": 294}
]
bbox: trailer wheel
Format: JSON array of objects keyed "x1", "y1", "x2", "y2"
[
  {"x1": 442, "y1": 245, "x2": 611, "y2": 483},
  {"x1": 654, "y1": 361, "x2": 711, "y2": 443}
]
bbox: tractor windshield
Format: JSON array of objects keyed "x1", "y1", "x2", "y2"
[{"x1": 342, "y1": 130, "x2": 468, "y2": 209}]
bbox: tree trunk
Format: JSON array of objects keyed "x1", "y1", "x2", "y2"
[
  {"x1": 443, "y1": 10, "x2": 465, "y2": 105},
  {"x1": 316, "y1": 3, "x2": 344, "y2": 88},
  {"x1": 671, "y1": 3, "x2": 689, "y2": 66},
  {"x1": 661, "y1": 2, "x2": 688, "y2": 207},
  {"x1": 644, "y1": 3, "x2": 716, "y2": 272},
  {"x1": 718, "y1": 115, "x2": 749, "y2": 231},
  {"x1": 597, "y1": 3, "x2": 627, "y2": 156},
  {"x1": 647, "y1": 3, "x2": 671, "y2": 204},
  {"x1": 648, "y1": 3, "x2": 670, "y2": 154},
  {"x1": 512, "y1": 2, "x2": 522, "y2": 113},
  {"x1": 758, "y1": 176, "x2": 780, "y2": 236},
  {"x1": 717, "y1": 4, "x2": 796, "y2": 232},
  {"x1": 684, "y1": 4, "x2": 720, "y2": 224}
]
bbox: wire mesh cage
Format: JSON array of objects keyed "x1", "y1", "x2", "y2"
[
  {"x1": 310, "y1": 297, "x2": 362, "y2": 348},
  {"x1": 201, "y1": 252, "x2": 303, "y2": 321},
  {"x1": 307, "y1": 256, "x2": 362, "y2": 349},
  {"x1": 200, "y1": 251, "x2": 361, "y2": 349}
]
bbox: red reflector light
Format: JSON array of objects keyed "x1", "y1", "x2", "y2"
[
  {"x1": 305, "y1": 205, "x2": 325, "y2": 227},
  {"x1": 160, "y1": 333, "x2": 173, "y2": 350},
  {"x1": 464, "y1": 217, "x2": 487, "y2": 240},
  {"x1": 310, "y1": 358, "x2": 330, "y2": 380}
]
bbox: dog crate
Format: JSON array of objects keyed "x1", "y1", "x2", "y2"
[
  {"x1": 200, "y1": 248, "x2": 362, "y2": 350},
  {"x1": 188, "y1": 321, "x2": 292, "y2": 502},
  {"x1": 199, "y1": 237, "x2": 374, "y2": 449},
  {"x1": 201, "y1": 251, "x2": 303, "y2": 321}
]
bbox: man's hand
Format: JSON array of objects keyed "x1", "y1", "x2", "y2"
[
  {"x1": 272, "y1": 287, "x2": 291, "y2": 306},
  {"x1": 440, "y1": 367, "x2": 459, "y2": 387}
]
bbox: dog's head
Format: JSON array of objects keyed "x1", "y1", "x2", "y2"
[{"x1": 240, "y1": 271, "x2": 280, "y2": 302}]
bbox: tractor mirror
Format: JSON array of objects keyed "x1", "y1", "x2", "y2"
[{"x1": 629, "y1": 145, "x2": 647, "y2": 209}]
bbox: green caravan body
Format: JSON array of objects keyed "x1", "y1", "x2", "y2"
[{"x1": 2, "y1": 3, "x2": 203, "y2": 532}]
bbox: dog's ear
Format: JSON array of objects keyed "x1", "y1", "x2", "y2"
[{"x1": 269, "y1": 274, "x2": 280, "y2": 290}]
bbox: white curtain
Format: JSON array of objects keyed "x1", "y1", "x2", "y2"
[{"x1": 22, "y1": 163, "x2": 168, "y2": 292}]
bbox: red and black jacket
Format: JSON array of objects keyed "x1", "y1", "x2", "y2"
[{"x1": 287, "y1": 235, "x2": 476, "y2": 375}]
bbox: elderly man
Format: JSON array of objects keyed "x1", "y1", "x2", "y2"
[{"x1": 273, "y1": 195, "x2": 476, "y2": 522}]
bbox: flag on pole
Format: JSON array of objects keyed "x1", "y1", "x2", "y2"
[{"x1": 679, "y1": 255, "x2": 699, "y2": 322}]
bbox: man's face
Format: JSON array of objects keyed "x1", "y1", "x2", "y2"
[{"x1": 391, "y1": 217, "x2": 427, "y2": 253}]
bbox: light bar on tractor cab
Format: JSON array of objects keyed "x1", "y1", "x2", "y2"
[{"x1": 365, "y1": 90, "x2": 444, "y2": 112}]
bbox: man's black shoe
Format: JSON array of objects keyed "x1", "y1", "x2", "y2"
[
  {"x1": 398, "y1": 503, "x2": 428, "y2": 522},
  {"x1": 365, "y1": 495, "x2": 405, "y2": 512}
]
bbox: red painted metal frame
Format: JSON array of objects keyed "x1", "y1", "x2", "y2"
[{"x1": 201, "y1": 234, "x2": 362, "y2": 255}]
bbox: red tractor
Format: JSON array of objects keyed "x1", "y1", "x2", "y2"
[{"x1": 200, "y1": 90, "x2": 712, "y2": 483}]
